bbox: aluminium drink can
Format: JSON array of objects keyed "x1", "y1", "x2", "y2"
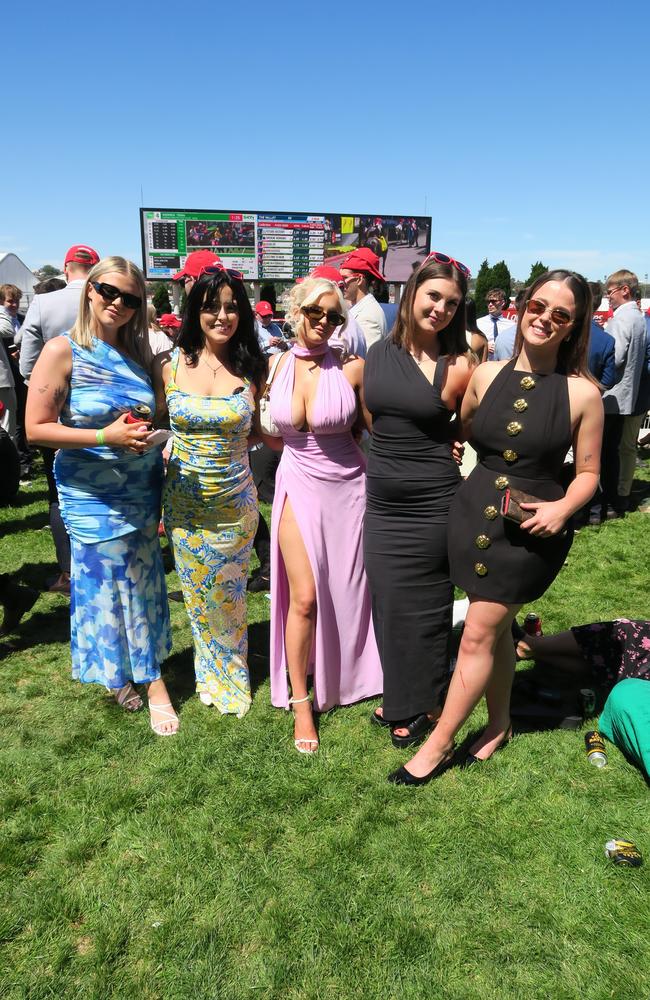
[
  {"x1": 605, "y1": 839, "x2": 643, "y2": 867},
  {"x1": 524, "y1": 613, "x2": 542, "y2": 637},
  {"x1": 585, "y1": 731, "x2": 607, "y2": 767},
  {"x1": 125, "y1": 403, "x2": 152, "y2": 424}
]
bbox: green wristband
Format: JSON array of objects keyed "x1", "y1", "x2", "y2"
[{"x1": 96, "y1": 429, "x2": 106, "y2": 446}]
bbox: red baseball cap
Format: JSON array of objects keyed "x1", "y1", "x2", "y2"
[
  {"x1": 64, "y1": 244, "x2": 100, "y2": 267},
  {"x1": 342, "y1": 247, "x2": 384, "y2": 282},
  {"x1": 172, "y1": 250, "x2": 223, "y2": 282},
  {"x1": 255, "y1": 301, "x2": 274, "y2": 318},
  {"x1": 310, "y1": 265, "x2": 344, "y2": 285},
  {"x1": 159, "y1": 313, "x2": 182, "y2": 329}
]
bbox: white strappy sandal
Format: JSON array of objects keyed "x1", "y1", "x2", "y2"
[
  {"x1": 113, "y1": 682, "x2": 143, "y2": 713},
  {"x1": 289, "y1": 695, "x2": 319, "y2": 754},
  {"x1": 148, "y1": 700, "x2": 179, "y2": 736}
]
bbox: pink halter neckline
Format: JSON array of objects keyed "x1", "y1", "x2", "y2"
[{"x1": 291, "y1": 341, "x2": 331, "y2": 358}]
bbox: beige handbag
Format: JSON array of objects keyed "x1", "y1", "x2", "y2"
[{"x1": 259, "y1": 353, "x2": 284, "y2": 437}]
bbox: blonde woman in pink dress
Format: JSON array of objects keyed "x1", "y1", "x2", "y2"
[{"x1": 266, "y1": 278, "x2": 382, "y2": 753}]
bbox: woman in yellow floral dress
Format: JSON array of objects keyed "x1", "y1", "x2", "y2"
[{"x1": 157, "y1": 267, "x2": 265, "y2": 715}]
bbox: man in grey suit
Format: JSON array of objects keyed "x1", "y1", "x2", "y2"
[
  {"x1": 593, "y1": 268, "x2": 647, "y2": 522},
  {"x1": 19, "y1": 244, "x2": 99, "y2": 379},
  {"x1": 18, "y1": 244, "x2": 99, "y2": 593}
]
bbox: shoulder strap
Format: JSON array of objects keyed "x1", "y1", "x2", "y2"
[
  {"x1": 265, "y1": 351, "x2": 284, "y2": 389},
  {"x1": 433, "y1": 354, "x2": 447, "y2": 390}
]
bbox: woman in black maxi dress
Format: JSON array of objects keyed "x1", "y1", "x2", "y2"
[
  {"x1": 391, "y1": 270, "x2": 604, "y2": 784},
  {"x1": 363, "y1": 255, "x2": 474, "y2": 747}
]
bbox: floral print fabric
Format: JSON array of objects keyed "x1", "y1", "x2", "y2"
[
  {"x1": 163, "y1": 350, "x2": 258, "y2": 716},
  {"x1": 54, "y1": 335, "x2": 170, "y2": 688},
  {"x1": 70, "y1": 523, "x2": 171, "y2": 687},
  {"x1": 55, "y1": 336, "x2": 164, "y2": 543},
  {"x1": 572, "y1": 619, "x2": 650, "y2": 687}
]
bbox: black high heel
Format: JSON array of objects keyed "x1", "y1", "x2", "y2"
[
  {"x1": 463, "y1": 726, "x2": 513, "y2": 767},
  {"x1": 388, "y1": 750, "x2": 455, "y2": 786}
]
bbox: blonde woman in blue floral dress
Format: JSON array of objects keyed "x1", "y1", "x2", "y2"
[
  {"x1": 26, "y1": 257, "x2": 176, "y2": 736},
  {"x1": 157, "y1": 268, "x2": 266, "y2": 716}
]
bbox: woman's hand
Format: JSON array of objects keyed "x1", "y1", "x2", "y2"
[
  {"x1": 103, "y1": 414, "x2": 151, "y2": 453},
  {"x1": 519, "y1": 500, "x2": 570, "y2": 537}
]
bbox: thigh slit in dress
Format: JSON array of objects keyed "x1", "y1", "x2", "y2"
[{"x1": 269, "y1": 346, "x2": 382, "y2": 713}]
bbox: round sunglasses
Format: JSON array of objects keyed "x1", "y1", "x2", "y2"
[
  {"x1": 525, "y1": 298, "x2": 573, "y2": 327},
  {"x1": 91, "y1": 281, "x2": 142, "y2": 311}
]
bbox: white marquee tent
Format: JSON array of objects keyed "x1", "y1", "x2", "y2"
[{"x1": 0, "y1": 253, "x2": 36, "y2": 310}]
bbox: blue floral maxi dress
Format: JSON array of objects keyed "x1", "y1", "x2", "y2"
[
  {"x1": 163, "y1": 350, "x2": 258, "y2": 716},
  {"x1": 55, "y1": 336, "x2": 171, "y2": 689}
]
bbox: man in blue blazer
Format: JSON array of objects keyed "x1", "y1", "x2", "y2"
[{"x1": 587, "y1": 281, "x2": 617, "y2": 389}]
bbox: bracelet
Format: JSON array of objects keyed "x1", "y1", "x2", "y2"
[{"x1": 96, "y1": 429, "x2": 106, "y2": 446}]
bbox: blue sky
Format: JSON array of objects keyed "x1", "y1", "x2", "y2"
[{"x1": 5, "y1": 0, "x2": 650, "y2": 282}]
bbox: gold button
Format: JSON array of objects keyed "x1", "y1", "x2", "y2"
[
  {"x1": 474, "y1": 562, "x2": 488, "y2": 577},
  {"x1": 520, "y1": 375, "x2": 536, "y2": 390},
  {"x1": 513, "y1": 398, "x2": 528, "y2": 413},
  {"x1": 503, "y1": 449, "x2": 518, "y2": 462},
  {"x1": 507, "y1": 421, "x2": 523, "y2": 436},
  {"x1": 495, "y1": 476, "x2": 509, "y2": 490},
  {"x1": 484, "y1": 505, "x2": 498, "y2": 520},
  {"x1": 475, "y1": 534, "x2": 491, "y2": 550}
]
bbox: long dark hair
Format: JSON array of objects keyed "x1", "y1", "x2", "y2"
[
  {"x1": 465, "y1": 297, "x2": 482, "y2": 336},
  {"x1": 513, "y1": 270, "x2": 593, "y2": 378},
  {"x1": 391, "y1": 259, "x2": 470, "y2": 357},
  {"x1": 178, "y1": 272, "x2": 266, "y2": 391}
]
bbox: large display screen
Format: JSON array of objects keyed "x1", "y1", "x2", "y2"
[{"x1": 140, "y1": 208, "x2": 432, "y2": 283}]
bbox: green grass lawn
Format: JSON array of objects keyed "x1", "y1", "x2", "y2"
[{"x1": 1, "y1": 462, "x2": 649, "y2": 1000}]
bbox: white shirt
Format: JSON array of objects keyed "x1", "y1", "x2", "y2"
[
  {"x1": 148, "y1": 329, "x2": 174, "y2": 356},
  {"x1": 476, "y1": 313, "x2": 516, "y2": 353},
  {"x1": 349, "y1": 293, "x2": 387, "y2": 350}
]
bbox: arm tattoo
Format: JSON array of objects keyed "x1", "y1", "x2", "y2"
[
  {"x1": 583, "y1": 453, "x2": 593, "y2": 464},
  {"x1": 37, "y1": 383, "x2": 49, "y2": 394}
]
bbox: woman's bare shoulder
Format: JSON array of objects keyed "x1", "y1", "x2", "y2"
[{"x1": 568, "y1": 373, "x2": 603, "y2": 406}]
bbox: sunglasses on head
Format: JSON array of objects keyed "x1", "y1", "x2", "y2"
[
  {"x1": 525, "y1": 298, "x2": 573, "y2": 326},
  {"x1": 91, "y1": 281, "x2": 142, "y2": 310},
  {"x1": 421, "y1": 251, "x2": 471, "y2": 278},
  {"x1": 198, "y1": 263, "x2": 245, "y2": 282},
  {"x1": 302, "y1": 305, "x2": 345, "y2": 327}
]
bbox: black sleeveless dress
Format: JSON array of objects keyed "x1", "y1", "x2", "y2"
[
  {"x1": 448, "y1": 359, "x2": 574, "y2": 604},
  {"x1": 363, "y1": 338, "x2": 460, "y2": 721}
]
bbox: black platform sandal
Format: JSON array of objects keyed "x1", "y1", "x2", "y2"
[{"x1": 390, "y1": 713, "x2": 436, "y2": 749}]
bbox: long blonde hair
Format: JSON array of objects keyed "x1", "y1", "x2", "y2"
[{"x1": 70, "y1": 256, "x2": 151, "y2": 370}]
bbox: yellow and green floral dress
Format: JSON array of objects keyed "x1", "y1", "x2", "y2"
[{"x1": 163, "y1": 350, "x2": 258, "y2": 716}]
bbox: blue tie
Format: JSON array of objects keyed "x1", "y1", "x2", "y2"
[{"x1": 492, "y1": 317, "x2": 499, "y2": 343}]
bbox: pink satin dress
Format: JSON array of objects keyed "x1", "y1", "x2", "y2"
[{"x1": 269, "y1": 344, "x2": 382, "y2": 712}]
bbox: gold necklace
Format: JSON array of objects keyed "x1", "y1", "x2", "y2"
[
  {"x1": 201, "y1": 354, "x2": 224, "y2": 376},
  {"x1": 410, "y1": 351, "x2": 437, "y2": 367}
]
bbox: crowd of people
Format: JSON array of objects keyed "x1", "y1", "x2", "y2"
[{"x1": 1, "y1": 242, "x2": 648, "y2": 781}]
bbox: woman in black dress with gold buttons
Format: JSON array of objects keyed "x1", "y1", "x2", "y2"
[{"x1": 391, "y1": 270, "x2": 604, "y2": 784}]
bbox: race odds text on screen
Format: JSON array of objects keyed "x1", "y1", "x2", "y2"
[{"x1": 140, "y1": 209, "x2": 432, "y2": 284}]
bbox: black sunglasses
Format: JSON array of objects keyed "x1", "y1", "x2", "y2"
[
  {"x1": 91, "y1": 281, "x2": 142, "y2": 310},
  {"x1": 302, "y1": 305, "x2": 346, "y2": 327}
]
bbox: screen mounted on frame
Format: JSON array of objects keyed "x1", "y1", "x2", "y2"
[{"x1": 140, "y1": 208, "x2": 432, "y2": 283}]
